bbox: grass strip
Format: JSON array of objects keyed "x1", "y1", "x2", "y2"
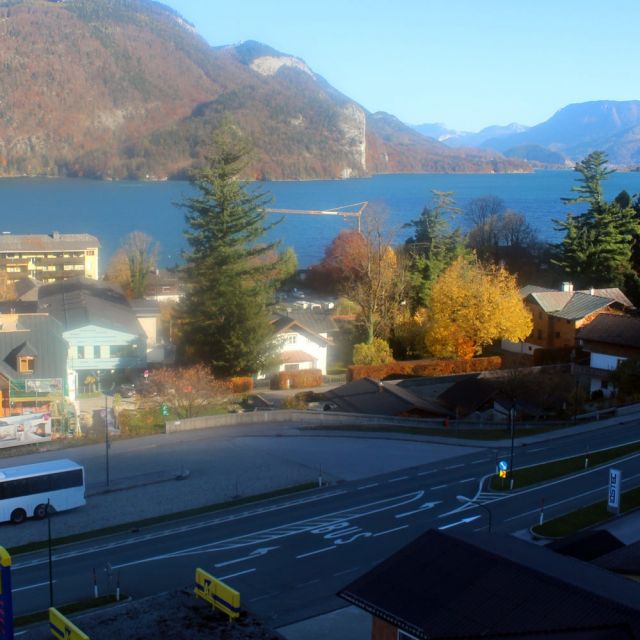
[
  {"x1": 301, "y1": 423, "x2": 557, "y2": 441},
  {"x1": 15, "y1": 594, "x2": 125, "y2": 628},
  {"x1": 490, "y1": 441, "x2": 640, "y2": 491},
  {"x1": 8, "y1": 482, "x2": 317, "y2": 556},
  {"x1": 532, "y1": 486, "x2": 640, "y2": 538}
]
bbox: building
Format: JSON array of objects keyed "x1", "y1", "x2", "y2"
[
  {"x1": 503, "y1": 283, "x2": 634, "y2": 355},
  {"x1": 577, "y1": 314, "x2": 640, "y2": 398},
  {"x1": 339, "y1": 528, "x2": 640, "y2": 639},
  {"x1": 38, "y1": 278, "x2": 147, "y2": 392},
  {"x1": 0, "y1": 232, "x2": 100, "y2": 284}
]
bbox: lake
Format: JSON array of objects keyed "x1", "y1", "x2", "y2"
[{"x1": 1, "y1": 170, "x2": 640, "y2": 270}]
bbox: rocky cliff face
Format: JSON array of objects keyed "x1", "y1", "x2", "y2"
[{"x1": 0, "y1": 0, "x2": 528, "y2": 179}]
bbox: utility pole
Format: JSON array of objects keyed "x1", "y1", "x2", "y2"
[
  {"x1": 105, "y1": 393, "x2": 110, "y2": 488},
  {"x1": 509, "y1": 405, "x2": 515, "y2": 490},
  {"x1": 47, "y1": 499, "x2": 54, "y2": 607}
]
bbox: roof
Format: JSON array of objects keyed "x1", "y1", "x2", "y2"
[
  {"x1": 0, "y1": 232, "x2": 99, "y2": 252},
  {"x1": 548, "y1": 529, "x2": 626, "y2": 562},
  {"x1": 594, "y1": 540, "x2": 640, "y2": 575},
  {"x1": 279, "y1": 350, "x2": 314, "y2": 364},
  {"x1": 0, "y1": 314, "x2": 68, "y2": 381},
  {"x1": 324, "y1": 377, "x2": 450, "y2": 417},
  {"x1": 38, "y1": 277, "x2": 144, "y2": 337},
  {"x1": 276, "y1": 309, "x2": 338, "y2": 335},
  {"x1": 526, "y1": 287, "x2": 634, "y2": 321},
  {"x1": 577, "y1": 314, "x2": 640, "y2": 349},
  {"x1": 0, "y1": 458, "x2": 82, "y2": 480},
  {"x1": 339, "y1": 529, "x2": 640, "y2": 639},
  {"x1": 271, "y1": 313, "x2": 330, "y2": 344},
  {"x1": 437, "y1": 377, "x2": 497, "y2": 416}
]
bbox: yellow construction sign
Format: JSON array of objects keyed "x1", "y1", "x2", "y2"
[
  {"x1": 194, "y1": 567, "x2": 240, "y2": 620},
  {"x1": 49, "y1": 607, "x2": 90, "y2": 640}
]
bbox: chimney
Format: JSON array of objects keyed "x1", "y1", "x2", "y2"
[
  {"x1": 589, "y1": 287, "x2": 595, "y2": 295},
  {"x1": 51, "y1": 231, "x2": 61, "y2": 240},
  {"x1": 561, "y1": 282, "x2": 574, "y2": 292}
]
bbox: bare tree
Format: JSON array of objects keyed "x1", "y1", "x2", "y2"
[{"x1": 105, "y1": 231, "x2": 158, "y2": 298}]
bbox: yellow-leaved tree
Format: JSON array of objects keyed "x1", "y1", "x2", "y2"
[{"x1": 424, "y1": 256, "x2": 532, "y2": 359}]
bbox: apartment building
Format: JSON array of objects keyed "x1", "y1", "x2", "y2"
[{"x1": 0, "y1": 231, "x2": 100, "y2": 284}]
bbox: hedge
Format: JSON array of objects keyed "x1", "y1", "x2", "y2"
[
  {"x1": 347, "y1": 356, "x2": 502, "y2": 381},
  {"x1": 271, "y1": 369, "x2": 323, "y2": 390},
  {"x1": 229, "y1": 376, "x2": 253, "y2": 393}
]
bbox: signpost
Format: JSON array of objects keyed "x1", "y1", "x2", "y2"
[
  {"x1": 49, "y1": 608, "x2": 90, "y2": 640},
  {"x1": 194, "y1": 568, "x2": 240, "y2": 620},
  {"x1": 497, "y1": 459, "x2": 508, "y2": 479},
  {"x1": 0, "y1": 547, "x2": 13, "y2": 640},
  {"x1": 608, "y1": 468, "x2": 622, "y2": 515},
  {"x1": 161, "y1": 403, "x2": 169, "y2": 417}
]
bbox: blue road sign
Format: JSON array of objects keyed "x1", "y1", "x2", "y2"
[{"x1": 498, "y1": 460, "x2": 509, "y2": 471}]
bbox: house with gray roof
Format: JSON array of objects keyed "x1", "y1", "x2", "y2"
[
  {"x1": 503, "y1": 282, "x2": 634, "y2": 356},
  {"x1": 0, "y1": 231, "x2": 100, "y2": 284},
  {"x1": 0, "y1": 314, "x2": 68, "y2": 444},
  {"x1": 37, "y1": 277, "x2": 147, "y2": 394}
]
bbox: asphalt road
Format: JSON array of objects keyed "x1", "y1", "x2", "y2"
[{"x1": 11, "y1": 420, "x2": 640, "y2": 629}]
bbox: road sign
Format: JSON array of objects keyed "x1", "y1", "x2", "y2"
[
  {"x1": 143, "y1": 369, "x2": 149, "y2": 379},
  {"x1": 0, "y1": 547, "x2": 14, "y2": 640},
  {"x1": 160, "y1": 403, "x2": 169, "y2": 417},
  {"x1": 49, "y1": 607, "x2": 90, "y2": 640},
  {"x1": 497, "y1": 459, "x2": 508, "y2": 478},
  {"x1": 608, "y1": 468, "x2": 622, "y2": 514},
  {"x1": 195, "y1": 568, "x2": 240, "y2": 620}
]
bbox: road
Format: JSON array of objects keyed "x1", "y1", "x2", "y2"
[{"x1": 10, "y1": 420, "x2": 640, "y2": 628}]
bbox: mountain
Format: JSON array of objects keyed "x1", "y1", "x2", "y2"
[
  {"x1": 479, "y1": 101, "x2": 640, "y2": 165},
  {"x1": 410, "y1": 122, "x2": 529, "y2": 147},
  {"x1": 0, "y1": 0, "x2": 529, "y2": 180}
]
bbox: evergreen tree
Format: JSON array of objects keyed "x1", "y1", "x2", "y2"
[
  {"x1": 179, "y1": 124, "x2": 291, "y2": 376},
  {"x1": 404, "y1": 190, "x2": 466, "y2": 308},
  {"x1": 553, "y1": 151, "x2": 640, "y2": 288}
]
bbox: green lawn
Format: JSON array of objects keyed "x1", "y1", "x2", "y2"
[
  {"x1": 532, "y1": 486, "x2": 640, "y2": 538},
  {"x1": 490, "y1": 441, "x2": 640, "y2": 491}
]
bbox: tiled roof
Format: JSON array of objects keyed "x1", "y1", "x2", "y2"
[
  {"x1": 553, "y1": 292, "x2": 619, "y2": 320},
  {"x1": 270, "y1": 313, "x2": 329, "y2": 344},
  {"x1": 279, "y1": 350, "x2": 314, "y2": 363},
  {"x1": 38, "y1": 277, "x2": 144, "y2": 337},
  {"x1": 339, "y1": 529, "x2": 640, "y2": 639},
  {"x1": 0, "y1": 233, "x2": 99, "y2": 252},
  {"x1": 277, "y1": 309, "x2": 338, "y2": 335},
  {"x1": 527, "y1": 287, "x2": 633, "y2": 320},
  {"x1": 577, "y1": 314, "x2": 640, "y2": 349}
]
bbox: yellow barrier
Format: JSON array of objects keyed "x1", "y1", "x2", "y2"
[
  {"x1": 49, "y1": 607, "x2": 90, "y2": 640},
  {"x1": 194, "y1": 568, "x2": 240, "y2": 620}
]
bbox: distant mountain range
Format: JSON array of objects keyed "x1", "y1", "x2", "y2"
[
  {"x1": 0, "y1": 0, "x2": 527, "y2": 180},
  {"x1": 412, "y1": 101, "x2": 640, "y2": 167}
]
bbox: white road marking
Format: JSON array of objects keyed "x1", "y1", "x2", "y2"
[
  {"x1": 218, "y1": 568, "x2": 256, "y2": 580},
  {"x1": 18, "y1": 489, "x2": 424, "y2": 571},
  {"x1": 373, "y1": 525, "x2": 409, "y2": 537},
  {"x1": 458, "y1": 478, "x2": 475, "y2": 483},
  {"x1": 438, "y1": 515, "x2": 481, "y2": 530},
  {"x1": 296, "y1": 579, "x2": 320, "y2": 587},
  {"x1": 249, "y1": 591, "x2": 280, "y2": 602},
  {"x1": 297, "y1": 546, "x2": 336, "y2": 559},
  {"x1": 395, "y1": 501, "x2": 442, "y2": 519},
  {"x1": 388, "y1": 476, "x2": 409, "y2": 483},
  {"x1": 528, "y1": 447, "x2": 548, "y2": 453},
  {"x1": 417, "y1": 470, "x2": 437, "y2": 476},
  {"x1": 214, "y1": 546, "x2": 279, "y2": 568},
  {"x1": 431, "y1": 484, "x2": 448, "y2": 490},
  {"x1": 357, "y1": 483, "x2": 378, "y2": 490},
  {"x1": 471, "y1": 460, "x2": 487, "y2": 465},
  {"x1": 13, "y1": 580, "x2": 56, "y2": 592},
  {"x1": 333, "y1": 567, "x2": 359, "y2": 577},
  {"x1": 445, "y1": 464, "x2": 464, "y2": 470}
]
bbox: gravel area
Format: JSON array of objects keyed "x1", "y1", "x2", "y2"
[{"x1": 18, "y1": 589, "x2": 285, "y2": 639}]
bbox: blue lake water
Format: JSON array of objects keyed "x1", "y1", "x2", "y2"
[{"x1": 1, "y1": 171, "x2": 640, "y2": 270}]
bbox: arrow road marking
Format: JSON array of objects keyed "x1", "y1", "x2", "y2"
[
  {"x1": 214, "y1": 546, "x2": 279, "y2": 568},
  {"x1": 395, "y1": 500, "x2": 442, "y2": 519},
  {"x1": 438, "y1": 515, "x2": 481, "y2": 530}
]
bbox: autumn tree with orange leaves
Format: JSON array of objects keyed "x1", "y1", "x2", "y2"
[{"x1": 424, "y1": 256, "x2": 532, "y2": 359}]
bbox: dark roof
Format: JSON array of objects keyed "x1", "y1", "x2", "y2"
[
  {"x1": 38, "y1": 277, "x2": 144, "y2": 337},
  {"x1": 526, "y1": 288, "x2": 633, "y2": 320},
  {"x1": 339, "y1": 529, "x2": 640, "y2": 639},
  {"x1": 594, "y1": 541, "x2": 640, "y2": 575},
  {"x1": 270, "y1": 313, "x2": 329, "y2": 344},
  {"x1": 548, "y1": 529, "x2": 626, "y2": 562},
  {"x1": 437, "y1": 377, "x2": 497, "y2": 416},
  {"x1": 0, "y1": 232, "x2": 99, "y2": 252},
  {"x1": 0, "y1": 314, "x2": 68, "y2": 380},
  {"x1": 129, "y1": 298, "x2": 160, "y2": 317},
  {"x1": 577, "y1": 314, "x2": 640, "y2": 350},
  {"x1": 276, "y1": 309, "x2": 338, "y2": 335},
  {"x1": 324, "y1": 377, "x2": 450, "y2": 417}
]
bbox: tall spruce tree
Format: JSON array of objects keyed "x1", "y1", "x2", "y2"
[
  {"x1": 553, "y1": 151, "x2": 640, "y2": 288},
  {"x1": 179, "y1": 124, "x2": 289, "y2": 376}
]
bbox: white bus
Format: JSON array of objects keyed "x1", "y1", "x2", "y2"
[{"x1": 0, "y1": 459, "x2": 86, "y2": 524}]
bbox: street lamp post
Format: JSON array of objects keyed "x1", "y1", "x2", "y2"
[
  {"x1": 456, "y1": 495, "x2": 492, "y2": 532},
  {"x1": 508, "y1": 405, "x2": 515, "y2": 490}
]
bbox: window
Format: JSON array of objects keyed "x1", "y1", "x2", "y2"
[
  {"x1": 94, "y1": 346, "x2": 101, "y2": 359},
  {"x1": 86, "y1": 250, "x2": 95, "y2": 256},
  {"x1": 110, "y1": 345, "x2": 136, "y2": 358},
  {"x1": 285, "y1": 334, "x2": 297, "y2": 345},
  {"x1": 18, "y1": 356, "x2": 35, "y2": 374},
  {"x1": 0, "y1": 469, "x2": 83, "y2": 499},
  {"x1": 77, "y1": 346, "x2": 85, "y2": 359},
  {"x1": 537, "y1": 330, "x2": 543, "y2": 340},
  {"x1": 284, "y1": 364, "x2": 300, "y2": 371}
]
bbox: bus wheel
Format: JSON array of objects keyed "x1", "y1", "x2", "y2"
[
  {"x1": 10, "y1": 508, "x2": 26, "y2": 524},
  {"x1": 34, "y1": 504, "x2": 48, "y2": 519}
]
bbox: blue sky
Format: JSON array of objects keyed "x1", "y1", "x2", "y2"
[{"x1": 165, "y1": 1, "x2": 640, "y2": 132}]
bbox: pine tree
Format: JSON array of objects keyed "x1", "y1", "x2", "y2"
[{"x1": 179, "y1": 124, "x2": 291, "y2": 376}]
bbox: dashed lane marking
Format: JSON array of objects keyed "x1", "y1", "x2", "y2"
[
  {"x1": 373, "y1": 525, "x2": 408, "y2": 537},
  {"x1": 297, "y1": 546, "x2": 336, "y2": 559},
  {"x1": 218, "y1": 568, "x2": 256, "y2": 580},
  {"x1": 388, "y1": 476, "x2": 409, "y2": 483}
]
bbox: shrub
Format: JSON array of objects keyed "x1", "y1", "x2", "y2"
[
  {"x1": 229, "y1": 376, "x2": 253, "y2": 393},
  {"x1": 347, "y1": 356, "x2": 502, "y2": 381},
  {"x1": 271, "y1": 369, "x2": 323, "y2": 389},
  {"x1": 353, "y1": 338, "x2": 394, "y2": 365}
]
